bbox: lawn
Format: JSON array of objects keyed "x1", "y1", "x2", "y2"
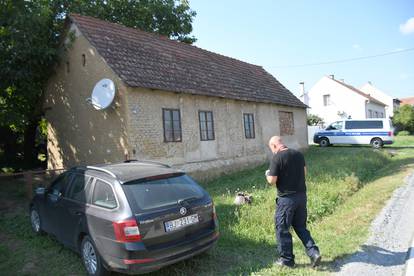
[{"x1": 0, "y1": 136, "x2": 413, "y2": 275}]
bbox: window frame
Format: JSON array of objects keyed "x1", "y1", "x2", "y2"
[
  {"x1": 198, "y1": 110, "x2": 215, "y2": 141},
  {"x1": 323, "y1": 94, "x2": 331, "y2": 106},
  {"x1": 243, "y1": 113, "x2": 255, "y2": 139},
  {"x1": 162, "y1": 108, "x2": 182, "y2": 143}
]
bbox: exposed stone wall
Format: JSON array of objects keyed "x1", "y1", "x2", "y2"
[{"x1": 125, "y1": 88, "x2": 308, "y2": 178}]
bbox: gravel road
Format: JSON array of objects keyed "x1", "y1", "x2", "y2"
[{"x1": 333, "y1": 172, "x2": 414, "y2": 276}]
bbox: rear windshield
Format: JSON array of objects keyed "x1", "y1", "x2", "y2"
[
  {"x1": 122, "y1": 175, "x2": 207, "y2": 212},
  {"x1": 345, "y1": 120, "x2": 383, "y2": 129}
]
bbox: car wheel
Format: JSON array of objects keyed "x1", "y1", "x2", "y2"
[
  {"x1": 30, "y1": 207, "x2": 44, "y2": 235},
  {"x1": 319, "y1": 138, "x2": 330, "y2": 147},
  {"x1": 371, "y1": 138, "x2": 383, "y2": 149},
  {"x1": 81, "y1": 236, "x2": 110, "y2": 276}
]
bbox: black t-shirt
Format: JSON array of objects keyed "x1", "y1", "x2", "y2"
[{"x1": 268, "y1": 148, "x2": 306, "y2": 197}]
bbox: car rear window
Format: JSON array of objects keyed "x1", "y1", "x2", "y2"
[
  {"x1": 345, "y1": 120, "x2": 383, "y2": 129},
  {"x1": 122, "y1": 174, "x2": 207, "y2": 212}
]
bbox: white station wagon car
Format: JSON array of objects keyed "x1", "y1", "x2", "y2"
[{"x1": 313, "y1": 119, "x2": 394, "y2": 149}]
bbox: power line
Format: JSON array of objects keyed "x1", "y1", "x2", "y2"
[{"x1": 271, "y1": 47, "x2": 414, "y2": 68}]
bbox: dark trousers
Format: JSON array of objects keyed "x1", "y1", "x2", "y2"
[{"x1": 275, "y1": 192, "x2": 319, "y2": 263}]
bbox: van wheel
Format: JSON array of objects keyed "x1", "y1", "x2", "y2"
[
  {"x1": 319, "y1": 138, "x2": 330, "y2": 147},
  {"x1": 371, "y1": 138, "x2": 383, "y2": 149},
  {"x1": 81, "y1": 236, "x2": 110, "y2": 276}
]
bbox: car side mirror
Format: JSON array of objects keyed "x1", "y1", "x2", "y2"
[
  {"x1": 35, "y1": 187, "x2": 47, "y2": 196},
  {"x1": 49, "y1": 190, "x2": 62, "y2": 203}
]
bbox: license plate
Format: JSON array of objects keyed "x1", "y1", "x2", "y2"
[{"x1": 164, "y1": 214, "x2": 199, "y2": 232}]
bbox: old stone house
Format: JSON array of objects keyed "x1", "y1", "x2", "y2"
[{"x1": 45, "y1": 14, "x2": 307, "y2": 179}]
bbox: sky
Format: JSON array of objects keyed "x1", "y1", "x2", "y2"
[{"x1": 189, "y1": 0, "x2": 414, "y2": 99}]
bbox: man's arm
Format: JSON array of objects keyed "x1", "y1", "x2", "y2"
[
  {"x1": 304, "y1": 166, "x2": 307, "y2": 177},
  {"x1": 266, "y1": 174, "x2": 278, "y2": 186},
  {"x1": 266, "y1": 155, "x2": 279, "y2": 186}
]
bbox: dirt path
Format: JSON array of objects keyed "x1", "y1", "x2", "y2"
[{"x1": 333, "y1": 172, "x2": 414, "y2": 276}]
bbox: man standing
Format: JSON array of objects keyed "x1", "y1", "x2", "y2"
[{"x1": 266, "y1": 136, "x2": 321, "y2": 268}]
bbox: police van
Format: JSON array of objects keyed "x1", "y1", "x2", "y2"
[{"x1": 313, "y1": 119, "x2": 394, "y2": 148}]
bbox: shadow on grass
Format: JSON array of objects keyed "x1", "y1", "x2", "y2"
[{"x1": 319, "y1": 245, "x2": 414, "y2": 273}]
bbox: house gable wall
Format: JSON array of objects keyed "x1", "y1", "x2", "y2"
[
  {"x1": 308, "y1": 76, "x2": 385, "y2": 125},
  {"x1": 45, "y1": 24, "x2": 130, "y2": 169}
]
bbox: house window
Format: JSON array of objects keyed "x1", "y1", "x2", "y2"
[
  {"x1": 243, "y1": 113, "x2": 255, "y2": 139},
  {"x1": 380, "y1": 112, "x2": 384, "y2": 118},
  {"x1": 374, "y1": 111, "x2": 378, "y2": 118},
  {"x1": 323, "y1": 94, "x2": 331, "y2": 106},
  {"x1": 368, "y1": 109, "x2": 372, "y2": 118},
  {"x1": 279, "y1": 111, "x2": 294, "y2": 136},
  {"x1": 162, "y1": 109, "x2": 182, "y2": 142},
  {"x1": 199, "y1": 111, "x2": 215, "y2": 141}
]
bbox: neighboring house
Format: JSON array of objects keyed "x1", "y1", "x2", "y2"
[
  {"x1": 359, "y1": 81, "x2": 400, "y2": 118},
  {"x1": 44, "y1": 14, "x2": 307, "y2": 179},
  {"x1": 307, "y1": 75, "x2": 386, "y2": 125},
  {"x1": 400, "y1": 97, "x2": 414, "y2": 106}
]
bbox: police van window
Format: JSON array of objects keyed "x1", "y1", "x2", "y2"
[
  {"x1": 328, "y1": 121, "x2": 343, "y2": 130},
  {"x1": 345, "y1": 120, "x2": 383, "y2": 129}
]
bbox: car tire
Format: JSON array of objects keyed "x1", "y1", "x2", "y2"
[
  {"x1": 371, "y1": 138, "x2": 383, "y2": 149},
  {"x1": 30, "y1": 207, "x2": 44, "y2": 235},
  {"x1": 81, "y1": 236, "x2": 110, "y2": 276},
  {"x1": 319, "y1": 138, "x2": 330, "y2": 147}
]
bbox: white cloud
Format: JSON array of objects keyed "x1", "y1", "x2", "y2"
[{"x1": 399, "y1": 17, "x2": 414, "y2": 35}]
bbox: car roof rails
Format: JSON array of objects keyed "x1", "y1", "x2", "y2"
[
  {"x1": 86, "y1": 166, "x2": 117, "y2": 178},
  {"x1": 124, "y1": 159, "x2": 171, "y2": 168}
]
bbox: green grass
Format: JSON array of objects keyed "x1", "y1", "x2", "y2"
[
  {"x1": 0, "y1": 136, "x2": 413, "y2": 275},
  {"x1": 391, "y1": 135, "x2": 414, "y2": 147}
]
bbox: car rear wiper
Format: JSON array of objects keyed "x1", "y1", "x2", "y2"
[{"x1": 177, "y1": 196, "x2": 199, "y2": 204}]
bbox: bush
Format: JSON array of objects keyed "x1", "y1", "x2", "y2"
[
  {"x1": 397, "y1": 130, "x2": 410, "y2": 136},
  {"x1": 392, "y1": 105, "x2": 414, "y2": 133},
  {"x1": 307, "y1": 114, "x2": 324, "y2": 126}
]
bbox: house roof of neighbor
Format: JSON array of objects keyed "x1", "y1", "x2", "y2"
[
  {"x1": 69, "y1": 14, "x2": 306, "y2": 108},
  {"x1": 400, "y1": 97, "x2": 414, "y2": 105},
  {"x1": 331, "y1": 78, "x2": 386, "y2": 106}
]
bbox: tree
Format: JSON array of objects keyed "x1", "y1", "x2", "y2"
[
  {"x1": 0, "y1": 0, "x2": 196, "y2": 168},
  {"x1": 392, "y1": 105, "x2": 414, "y2": 134},
  {"x1": 307, "y1": 114, "x2": 324, "y2": 126}
]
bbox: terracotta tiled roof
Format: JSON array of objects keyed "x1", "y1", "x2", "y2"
[
  {"x1": 69, "y1": 14, "x2": 306, "y2": 108},
  {"x1": 400, "y1": 97, "x2": 414, "y2": 105},
  {"x1": 331, "y1": 78, "x2": 386, "y2": 106}
]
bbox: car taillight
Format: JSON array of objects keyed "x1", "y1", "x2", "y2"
[
  {"x1": 388, "y1": 131, "x2": 393, "y2": 136},
  {"x1": 113, "y1": 220, "x2": 141, "y2": 242}
]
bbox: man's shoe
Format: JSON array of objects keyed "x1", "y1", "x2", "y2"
[
  {"x1": 274, "y1": 258, "x2": 295, "y2": 268},
  {"x1": 310, "y1": 252, "x2": 321, "y2": 268}
]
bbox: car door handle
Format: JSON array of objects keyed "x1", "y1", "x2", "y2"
[{"x1": 72, "y1": 211, "x2": 83, "y2": 216}]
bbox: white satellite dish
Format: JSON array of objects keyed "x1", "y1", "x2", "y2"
[{"x1": 88, "y1": 78, "x2": 116, "y2": 110}]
